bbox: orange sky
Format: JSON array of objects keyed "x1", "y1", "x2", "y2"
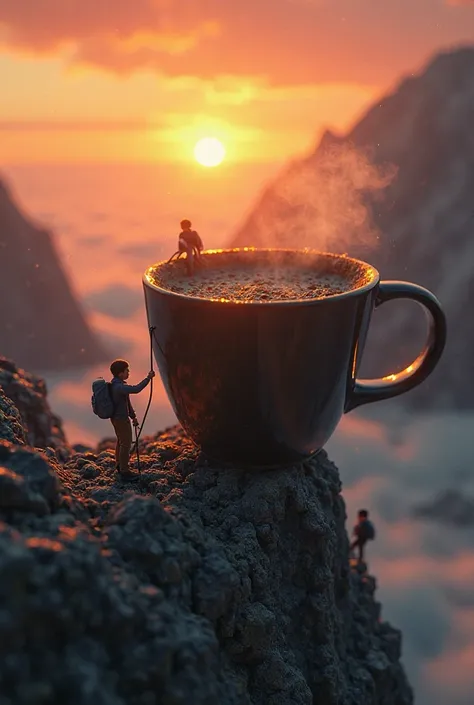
[{"x1": 1, "y1": 0, "x2": 473, "y2": 164}]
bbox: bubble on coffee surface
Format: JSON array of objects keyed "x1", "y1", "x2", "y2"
[{"x1": 148, "y1": 250, "x2": 374, "y2": 303}]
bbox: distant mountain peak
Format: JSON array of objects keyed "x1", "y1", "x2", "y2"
[{"x1": 0, "y1": 176, "x2": 107, "y2": 372}]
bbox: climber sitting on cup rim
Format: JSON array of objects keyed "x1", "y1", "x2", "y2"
[{"x1": 178, "y1": 219, "x2": 204, "y2": 276}]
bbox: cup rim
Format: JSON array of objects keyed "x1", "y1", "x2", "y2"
[{"x1": 143, "y1": 247, "x2": 380, "y2": 306}]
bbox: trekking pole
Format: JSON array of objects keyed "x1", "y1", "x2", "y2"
[{"x1": 135, "y1": 424, "x2": 141, "y2": 474}]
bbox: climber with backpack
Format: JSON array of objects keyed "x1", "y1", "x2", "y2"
[
  {"x1": 349, "y1": 509, "x2": 376, "y2": 563},
  {"x1": 91, "y1": 360, "x2": 155, "y2": 481}
]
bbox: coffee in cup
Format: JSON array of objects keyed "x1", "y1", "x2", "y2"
[{"x1": 148, "y1": 248, "x2": 373, "y2": 303}]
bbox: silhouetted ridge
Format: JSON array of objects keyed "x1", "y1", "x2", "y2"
[{"x1": 0, "y1": 177, "x2": 107, "y2": 372}]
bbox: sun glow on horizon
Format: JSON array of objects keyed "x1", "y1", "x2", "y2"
[{"x1": 193, "y1": 136, "x2": 226, "y2": 167}]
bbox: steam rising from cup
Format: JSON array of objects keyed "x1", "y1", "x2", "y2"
[{"x1": 245, "y1": 143, "x2": 397, "y2": 254}]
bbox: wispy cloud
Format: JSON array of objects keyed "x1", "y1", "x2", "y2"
[{"x1": 0, "y1": 0, "x2": 473, "y2": 85}]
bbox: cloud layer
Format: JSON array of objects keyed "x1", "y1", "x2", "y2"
[{"x1": 1, "y1": 0, "x2": 473, "y2": 85}]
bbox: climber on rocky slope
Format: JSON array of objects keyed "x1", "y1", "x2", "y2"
[{"x1": 350, "y1": 509, "x2": 376, "y2": 563}]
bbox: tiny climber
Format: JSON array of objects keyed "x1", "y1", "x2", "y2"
[
  {"x1": 349, "y1": 509, "x2": 376, "y2": 563},
  {"x1": 178, "y1": 219, "x2": 204, "y2": 275},
  {"x1": 109, "y1": 360, "x2": 155, "y2": 481}
]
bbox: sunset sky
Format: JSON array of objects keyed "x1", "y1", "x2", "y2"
[
  {"x1": 1, "y1": 0, "x2": 474, "y2": 164},
  {"x1": 2, "y1": 8, "x2": 474, "y2": 700}
]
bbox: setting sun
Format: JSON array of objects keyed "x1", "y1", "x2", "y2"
[{"x1": 193, "y1": 137, "x2": 226, "y2": 167}]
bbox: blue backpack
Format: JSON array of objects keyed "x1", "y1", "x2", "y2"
[
  {"x1": 363, "y1": 520, "x2": 376, "y2": 541},
  {"x1": 91, "y1": 378, "x2": 115, "y2": 419}
]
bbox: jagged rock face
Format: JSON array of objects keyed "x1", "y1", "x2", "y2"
[
  {"x1": 0, "y1": 179, "x2": 107, "y2": 372},
  {"x1": 0, "y1": 363, "x2": 413, "y2": 705},
  {"x1": 0, "y1": 387, "x2": 26, "y2": 445},
  {"x1": 232, "y1": 47, "x2": 474, "y2": 409},
  {"x1": 0, "y1": 357, "x2": 69, "y2": 458}
]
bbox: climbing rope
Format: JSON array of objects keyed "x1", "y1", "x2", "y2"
[
  {"x1": 167, "y1": 248, "x2": 206, "y2": 268},
  {"x1": 130, "y1": 245, "x2": 204, "y2": 472},
  {"x1": 167, "y1": 250, "x2": 183, "y2": 263},
  {"x1": 131, "y1": 325, "x2": 156, "y2": 467}
]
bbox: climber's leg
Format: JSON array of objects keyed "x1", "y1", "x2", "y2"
[{"x1": 185, "y1": 245, "x2": 195, "y2": 275}]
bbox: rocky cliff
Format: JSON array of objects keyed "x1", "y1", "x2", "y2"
[
  {"x1": 232, "y1": 46, "x2": 474, "y2": 409},
  {"x1": 0, "y1": 359, "x2": 413, "y2": 704},
  {"x1": 0, "y1": 178, "x2": 107, "y2": 372},
  {"x1": 0, "y1": 357, "x2": 69, "y2": 456}
]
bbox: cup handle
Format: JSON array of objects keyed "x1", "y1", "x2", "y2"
[{"x1": 346, "y1": 281, "x2": 447, "y2": 412}]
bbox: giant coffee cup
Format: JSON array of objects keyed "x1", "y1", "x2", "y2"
[{"x1": 143, "y1": 248, "x2": 446, "y2": 467}]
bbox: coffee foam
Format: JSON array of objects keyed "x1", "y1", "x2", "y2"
[{"x1": 147, "y1": 250, "x2": 375, "y2": 303}]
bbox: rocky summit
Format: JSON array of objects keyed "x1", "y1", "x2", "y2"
[
  {"x1": 0, "y1": 358, "x2": 413, "y2": 705},
  {"x1": 232, "y1": 46, "x2": 474, "y2": 410}
]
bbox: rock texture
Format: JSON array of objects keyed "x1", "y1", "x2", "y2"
[
  {"x1": 231, "y1": 46, "x2": 474, "y2": 409},
  {"x1": 0, "y1": 178, "x2": 107, "y2": 371},
  {"x1": 0, "y1": 362, "x2": 413, "y2": 705},
  {"x1": 0, "y1": 386, "x2": 25, "y2": 445},
  {"x1": 0, "y1": 357, "x2": 69, "y2": 458}
]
